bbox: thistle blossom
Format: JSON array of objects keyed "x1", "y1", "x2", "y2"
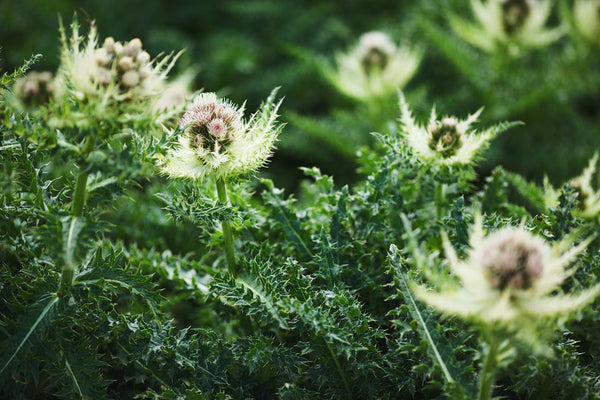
[
  {"x1": 415, "y1": 216, "x2": 600, "y2": 348},
  {"x1": 543, "y1": 152, "x2": 600, "y2": 219},
  {"x1": 160, "y1": 89, "x2": 283, "y2": 181},
  {"x1": 398, "y1": 93, "x2": 501, "y2": 166},
  {"x1": 327, "y1": 31, "x2": 421, "y2": 101},
  {"x1": 449, "y1": 0, "x2": 564, "y2": 55},
  {"x1": 573, "y1": 0, "x2": 600, "y2": 44}
]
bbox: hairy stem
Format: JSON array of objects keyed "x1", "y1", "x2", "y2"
[
  {"x1": 478, "y1": 336, "x2": 499, "y2": 400},
  {"x1": 216, "y1": 177, "x2": 237, "y2": 276}
]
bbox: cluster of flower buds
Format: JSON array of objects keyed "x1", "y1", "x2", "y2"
[
  {"x1": 427, "y1": 117, "x2": 463, "y2": 158},
  {"x1": 93, "y1": 37, "x2": 153, "y2": 89},
  {"x1": 14, "y1": 71, "x2": 56, "y2": 105}
]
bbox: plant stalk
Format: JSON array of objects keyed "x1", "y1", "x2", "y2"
[
  {"x1": 59, "y1": 135, "x2": 96, "y2": 297},
  {"x1": 216, "y1": 177, "x2": 237, "y2": 276},
  {"x1": 478, "y1": 336, "x2": 500, "y2": 400},
  {"x1": 435, "y1": 182, "x2": 446, "y2": 220},
  {"x1": 70, "y1": 135, "x2": 96, "y2": 216}
]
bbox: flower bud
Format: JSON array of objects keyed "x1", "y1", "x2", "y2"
[
  {"x1": 125, "y1": 38, "x2": 142, "y2": 57},
  {"x1": 23, "y1": 80, "x2": 39, "y2": 97},
  {"x1": 138, "y1": 65, "x2": 152, "y2": 79},
  {"x1": 114, "y1": 42, "x2": 124, "y2": 55},
  {"x1": 118, "y1": 56, "x2": 134, "y2": 71},
  {"x1": 480, "y1": 231, "x2": 544, "y2": 290},
  {"x1": 103, "y1": 36, "x2": 116, "y2": 53},
  {"x1": 121, "y1": 70, "x2": 140, "y2": 87},
  {"x1": 94, "y1": 48, "x2": 110, "y2": 66},
  {"x1": 96, "y1": 68, "x2": 113, "y2": 85},
  {"x1": 428, "y1": 117, "x2": 463, "y2": 157},
  {"x1": 355, "y1": 31, "x2": 397, "y2": 74},
  {"x1": 137, "y1": 51, "x2": 150, "y2": 65},
  {"x1": 208, "y1": 118, "x2": 227, "y2": 138},
  {"x1": 500, "y1": 0, "x2": 532, "y2": 34}
]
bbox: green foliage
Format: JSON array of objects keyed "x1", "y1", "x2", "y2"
[{"x1": 1, "y1": 4, "x2": 600, "y2": 399}]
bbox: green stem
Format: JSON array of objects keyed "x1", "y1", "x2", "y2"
[
  {"x1": 478, "y1": 336, "x2": 500, "y2": 400},
  {"x1": 434, "y1": 182, "x2": 446, "y2": 220},
  {"x1": 59, "y1": 135, "x2": 96, "y2": 297},
  {"x1": 216, "y1": 177, "x2": 237, "y2": 276},
  {"x1": 70, "y1": 135, "x2": 96, "y2": 216},
  {"x1": 324, "y1": 338, "x2": 352, "y2": 400}
]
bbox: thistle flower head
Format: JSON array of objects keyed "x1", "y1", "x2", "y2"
[
  {"x1": 327, "y1": 31, "x2": 421, "y2": 101},
  {"x1": 354, "y1": 31, "x2": 397, "y2": 73},
  {"x1": 398, "y1": 93, "x2": 502, "y2": 166},
  {"x1": 543, "y1": 153, "x2": 600, "y2": 219},
  {"x1": 160, "y1": 89, "x2": 283, "y2": 181},
  {"x1": 56, "y1": 17, "x2": 178, "y2": 117},
  {"x1": 573, "y1": 0, "x2": 600, "y2": 44},
  {"x1": 13, "y1": 71, "x2": 56, "y2": 106},
  {"x1": 450, "y1": 0, "x2": 564, "y2": 55},
  {"x1": 415, "y1": 216, "x2": 600, "y2": 348}
]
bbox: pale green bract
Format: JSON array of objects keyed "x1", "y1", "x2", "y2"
[{"x1": 160, "y1": 89, "x2": 283, "y2": 181}]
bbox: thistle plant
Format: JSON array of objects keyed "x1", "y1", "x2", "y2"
[
  {"x1": 160, "y1": 89, "x2": 283, "y2": 275},
  {"x1": 410, "y1": 215, "x2": 600, "y2": 399},
  {"x1": 449, "y1": 0, "x2": 565, "y2": 55},
  {"x1": 326, "y1": 31, "x2": 421, "y2": 102}
]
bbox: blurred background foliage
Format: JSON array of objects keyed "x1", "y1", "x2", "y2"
[{"x1": 1, "y1": 0, "x2": 599, "y2": 191}]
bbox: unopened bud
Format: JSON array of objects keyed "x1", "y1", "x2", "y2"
[
  {"x1": 96, "y1": 68, "x2": 113, "y2": 85},
  {"x1": 138, "y1": 65, "x2": 152, "y2": 79},
  {"x1": 103, "y1": 37, "x2": 116, "y2": 53},
  {"x1": 94, "y1": 48, "x2": 110, "y2": 66},
  {"x1": 121, "y1": 70, "x2": 140, "y2": 87},
  {"x1": 125, "y1": 38, "x2": 143, "y2": 57},
  {"x1": 137, "y1": 51, "x2": 150, "y2": 65},
  {"x1": 118, "y1": 56, "x2": 134, "y2": 71}
]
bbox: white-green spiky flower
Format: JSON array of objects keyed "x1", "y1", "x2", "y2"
[
  {"x1": 160, "y1": 89, "x2": 283, "y2": 181},
  {"x1": 56, "y1": 17, "x2": 178, "y2": 118},
  {"x1": 327, "y1": 31, "x2": 421, "y2": 101},
  {"x1": 415, "y1": 216, "x2": 600, "y2": 348},
  {"x1": 450, "y1": 0, "x2": 564, "y2": 55},
  {"x1": 399, "y1": 93, "x2": 500, "y2": 166},
  {"x1": 543, "y1": 153, "x2": 600, "y2": 219},
  {"x1": 573, "y1": 0, "x2": 600, "y2": 44}
]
